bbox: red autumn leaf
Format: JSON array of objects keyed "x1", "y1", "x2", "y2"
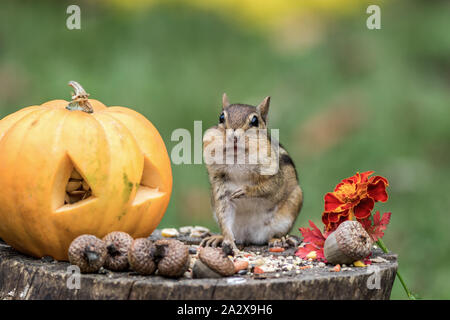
[
  {"x1": 358, "y1": 217, "x2": 372, "y2": 230},
  {"x1": 363, "y1": 252, "x2": 372, "y2": 265},
  {"x1": 299, "y1": 220, "x2": 327, "y2": 248},
  {"x1": 315, "y1": 249, "x2": 326, "y2": 261},
  {"x1": 295, "y1": 244, "x2": 326, "y2": 262},
  {"x1": 295, "y1": 243, "x2": 318, "y2": 258},
  {"x1": 296, "y1": 221, "x2": 328, "y2": 262},
  {"x1": 366, "y1": 211, "x2": 391, "y2": 242}
]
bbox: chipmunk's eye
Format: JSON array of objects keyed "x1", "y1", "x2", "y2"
[
  {"x1": 250, "y1": 115, "x2": 259, "y2": 127},
  {"x1": 219, "y1": 112, "x2": 225, "y2": 124}
]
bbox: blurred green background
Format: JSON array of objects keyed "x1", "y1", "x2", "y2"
[{"x1": 1, "y1": 0, "x2": 449, "y2": 299}]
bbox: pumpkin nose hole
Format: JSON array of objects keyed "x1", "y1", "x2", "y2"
[{"x1": 64, "y1": 169, "x2": 93, "y2": 205}]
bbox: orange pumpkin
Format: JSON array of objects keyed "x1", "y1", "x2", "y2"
[{"x1": 0, "y1": 81, "x2": 172, "y2": 260}]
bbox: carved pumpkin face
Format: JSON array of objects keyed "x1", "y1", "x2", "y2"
[{"x1": 0, "y1": 82, "x2": 172, "y2": 260}]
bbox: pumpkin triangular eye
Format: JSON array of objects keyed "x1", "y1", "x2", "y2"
[
  {"x1": 64, "y1": 169, "x2": 93, "y2": 205},
  {"x1": 53, "y1": 154, "x2": 96, "y2": 212}
]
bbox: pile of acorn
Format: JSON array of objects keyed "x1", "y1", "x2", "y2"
[
  {"x1": 68, "y1": 232, "x2": 235, "y2": 278},
  {"x1": 68, "y1": 220, "x2": 375, "y2": 278}
]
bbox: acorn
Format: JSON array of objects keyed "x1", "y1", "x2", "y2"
[
  {"x1": 102, "y1": 231, "x2": 133, "y2": 271},
  {"x1": 128, "y1": 238, "x2": 157, "y2": 275},
  {"x1": 68, "y1": 235, "x2": 107, "y2": 273},
  {"x1": 153, "y1": 239, "x2": 190, "y2": 278},
  {"x1": 193, "y1": 247, "x2": 235, "y2": 278},
  {"x1": 324, "y1": 220, "x2": 373, "y2": 265}
]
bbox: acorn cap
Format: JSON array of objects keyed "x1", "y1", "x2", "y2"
[
  {"x1": 68, "y1": 235, "x2": 107, "y2": 273},
  {"x1": 102, "y1": 231, "x2": 134, "y2": 271},
  {"x1": 154, "y1": 239, "x2": 190, "y2": 278},
  {"x1": 128, "y1": 238, "x2": 157, "y2": 275},
  {"x1": 198, "y1": 247, "x2": 235, "y2": 276},
  {"x1": 324, "y1": 220, "x2": 373, "y2": 264}
]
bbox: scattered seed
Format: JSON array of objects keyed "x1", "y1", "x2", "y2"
[
  {"x1": 253, "y1": 266, "x2": 264, "y2": 274},
  {"x1": 353, "y1": 260, "x2": 367, "y2": 267},
  {"x1": 179, "y1": 226, "x2": 193, "y2": 234},
  {"x1": 161, "y1": 228, "x2": 179, "y2": 238},
  {"x1": 306, "y1": 251, "x2": 317, "y2": 259},
  {"x1": 254, "y1": 259, "x2": 265, "y2": 266},
  {"x1": 193, "y1": 226, "x2": 210, "y2": 233},
  {"x1": 300, "y1": 265, "x2": 312, "y2": 270},
  {"x1": 234, "y1": 260, "x2": 249, "y2": 273}
]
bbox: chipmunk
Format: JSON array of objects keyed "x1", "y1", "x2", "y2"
[{"x1": 201, "y1": 94, "x2": 303, "y2": 254}]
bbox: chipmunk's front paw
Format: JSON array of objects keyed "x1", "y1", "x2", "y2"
[
  {"x1": 269, "y1": 236, "x2": 288, "y2": 248},
  {"x1": 230, "y1": 188, "x2": 245, "y2": 200},
  {"x1": 200, "y1": 235, "x2": 224, "y2": 248},
  {"x1": 269, "y1": 235, "x2": 300, "y2": 248}
]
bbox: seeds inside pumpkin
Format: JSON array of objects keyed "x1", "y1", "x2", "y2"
[{"x1": 64, "y1": 169, "x2": 93, "y2": 205}]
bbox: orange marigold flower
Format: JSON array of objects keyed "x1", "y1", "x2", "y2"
[{"x1": 322, "y1": 171, "x2": 389, "y2": 231}]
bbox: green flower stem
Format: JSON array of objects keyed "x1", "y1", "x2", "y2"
[{"x1": 376, "y1": 238, "x2": 417, "y2": 300}]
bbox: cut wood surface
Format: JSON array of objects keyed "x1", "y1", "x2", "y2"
[{"x1": 0, "y1": 232, "x2": 398, "y2": 300}]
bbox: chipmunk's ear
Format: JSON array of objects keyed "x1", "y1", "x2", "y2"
[
  {"x1": 257, "y1": 96, "x2": 270, "y2": 122},
  {"x1": 222, "y1": 93, "x2": 230, "y2": 109}
]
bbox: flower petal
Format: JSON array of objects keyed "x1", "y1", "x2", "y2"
[
  {"x1": 324, "y1": 192, "x2": 344, "y2": 212},
  {"x1": 359, "y1": 171, "x2": 375, "y2": 183},
  {"x1": 368, "y1": 178, "x2": 388, "y2": 202},
  {"x1": 369, "y1": 175, "x2": 389, "y2": 186},
  {"x1": 327, "y1": 211, "x2": 341, "y2": 223},
  {"x1": 354, "y1": 197, "x2": 374, "y2": 219}
]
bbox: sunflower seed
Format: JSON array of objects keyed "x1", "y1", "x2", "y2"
[
  {"x1": 66, "y1": 181, "x2": 82, "y2": 192},
  {"x1": 68, "y1": 190, "x2": 85, "y2": 195},
  {"x1": 69, "y1": 195, "x2": 83, "y2": 203},
  {"x1": 70, "y1": 171, "x2": 83, "y2": 180},
  {"x1": 82, "y1": 181, "x2": 90, "y2": 191},
  {"x1": 179, "y1": 226, "x2": 194, "y2": 234}
]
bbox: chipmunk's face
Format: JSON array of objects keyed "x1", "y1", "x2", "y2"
[
  {"x1": 215, "y1": 94, "x2": 271, "y2": 157},
  {"x1": 217, "y1": 94, "x2": 270, "y2": 131},
  {"x1": 203, "y1": 94, "x2": 274, "y2": 165}
]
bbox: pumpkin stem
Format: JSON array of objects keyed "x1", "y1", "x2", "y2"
[{"x1": 66, "y1": 81, "x2": 94, "y2": 113}]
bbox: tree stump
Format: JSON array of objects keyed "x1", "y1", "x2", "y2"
[{"x1": 0, "y1": 232, "x2": 397, "y2": 300}]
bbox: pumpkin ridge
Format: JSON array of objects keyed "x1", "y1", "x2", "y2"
[
  {"x1": 2, "y1": 109, "x2": 65, "y2": 257},
  {"x1": 0, "y1": 107, "x2": 46, "y2": 144},
  {"x1": 0, "y1": 109, "x2": 49, "y2": 256},
  {"x1": 106, "y1": 107, "x2": 172, "y2": 192},
  {"x1": 103, "y1": 110, "x2": 170, "y2": 234},
  {"x1": 91, "y1": 112, "x2": 143, "y2": 234}
]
